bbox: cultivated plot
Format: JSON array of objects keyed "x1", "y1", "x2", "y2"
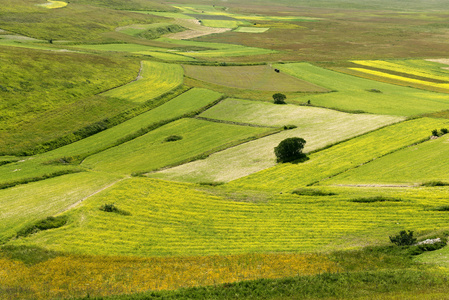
[
  {"x1": 325, "y1": 134, "x2": 449, "y2": 186},
  {"x1": 183, "y1": 65, "x2": 328, "y2": 92},
  {"x1": 230, "y1": 118, "x2": 449, "y2": 191},
  {"x1": 276, "y1": 63, "x2": 449, "y2": 116},
  {"x1": 10, "y1": 178, "x2": 449, "y2": 257},
  {"x1": 82, "y1": 118, "x2": 272, "y2": 175},
  {"x1": 149, "y1": 99, "x2": 402, "y2": 183},
  {"x1": 102, "y1": 61, "x2": 183, "y2": 103}
]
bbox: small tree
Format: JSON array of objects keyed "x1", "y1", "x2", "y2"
[
  {"x1": 274, "y1": 137, "x2": 306, "y2": 163},
  {"x1": 273, "y1": 93, "x2": 286, "y2": 104}
]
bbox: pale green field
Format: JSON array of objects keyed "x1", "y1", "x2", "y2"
[
  {"x1": 234, "y1": 27, "x2": 270, "y2": 33},
  {"x1": 325, "y1": 134, "x2": 449, "y2": 185},
  {"x1": 0, "y1": 88, "x2": 222, "y2": 185},
  {"x1": 149, "y1": 99, "x2": 403, "y2": 183},
  {"x1": 276, "y1": 63, "x2": 449, "y2": 116},
  {"x1": 229, "y1": 118, "x2": 449, "y2": 191},
  {"x1": 0, "y1": 172, "x2": 120, "y2": 243},
  {"x1": 82, "y1": 118, "x2": 271, "y2": 175},
  {"x1": 102, "y1": 61, "x2": 183, "y2": 103},
  {"x1": 200, "y1": 20, "x2": 249, "y2": 29},
  {"x1": 134, "y1": 50, "x2": 196, "y2": 61},
  {"x1": 183, "y1": 65, "x2": 328, "y2": 92},
  {"x1": 131, "y1": 11, "x2": 195, "y2": 19},
  {"x1": 9, "y1": 178, "x2": 449, "y2": 256},
  {"x1": 116, "y1": 23, "x2": 172, "y2": 36}
]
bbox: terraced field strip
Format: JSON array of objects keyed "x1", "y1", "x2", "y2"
[
  {"x1": 149, "y1": 99, "x2": 402, "y2": 183},
  {"x1": 81, "y1": 118, "x2": 272, "y2": 175},
  {"x1": 234, "y1": 27, "x2": 270, "y2": 33},
  {"x1": 102, "y1": 61, "x2": 183, "y2": 103},
  {"x1": 165, "y1": 18, "x2": 231, "y2": 39},
  {"x1": 0, "y1": 252, "x2": 338, "y2": 300},
  {"x1": 11, "y1": 178, "x2": 449, "y2": 257},
  {"x1": 183, "y1": 65, "x2": 328, "y2": 92},
  {"x1": 326, "y1": 134, "x2": 449, "y2": 185},
  {"x1": 200, "y1": 20, "x2": 249, "y2": 29},
  {"x1": 0, "y1": 172, "x2": 120, "y2": 243},
  {"x1": 134, "y1": 51, "x2": 196, "y2": 61},
  {"x1": 276, "y1": 63, "x2": 449, "y2": 116},
  {"x1": 157, "y1": 37, "x2": 276, "y2": 57},
  {"x1": 229, "y1": 118, "x2": 449, "y2": 191},
  {"x1": 0, "y1": 88, "x2": 222, "y2": 186}
]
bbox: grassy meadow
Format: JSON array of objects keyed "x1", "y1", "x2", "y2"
[{"x1": 4, "y1": 0, "x2": 449, "y2": 299}]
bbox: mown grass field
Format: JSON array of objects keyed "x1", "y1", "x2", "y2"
[
  {"x1": 183, "y1": 64, "x2": 328, "y2": 92},
  {"x1": 275, "y1": 63, "x2": 449, "y2": 116},
  {"x1": 230, "y1": 118, "x2": 449, "y2": 191},
  {"x1": 325, "y1": 133, "x2": 449, "y2": 186},
  {"x1": 82, "y1": 118, "x2": 272, "y2": 175},
  {"x1": 102, "y1": 61, "x2": 183, "y2": 103},
  {"x1": 234, "y1": 27, "x2": 270, "y2": 33},
  {"x1": 150, "y1": 99, "x2": 402, "y2": 183}
]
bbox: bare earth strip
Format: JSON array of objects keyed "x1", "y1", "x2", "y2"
[{"x1": 165, "y1": 19, "x2": 231, "y2": 40}]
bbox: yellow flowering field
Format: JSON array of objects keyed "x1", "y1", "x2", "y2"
[{"x1": 0, "y1": 252, "x2": 340, "y2": 299}]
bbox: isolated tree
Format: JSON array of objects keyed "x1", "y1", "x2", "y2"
[
  {"x1": 273, "y1": 93, "x2": 286, "y2": 104},
  {"x1": 274, "y1": 137, "x2": 306, "y2": 163}
]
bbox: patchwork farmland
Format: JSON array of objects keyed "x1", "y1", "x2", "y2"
[{"x1": 3, "y1": 0, "x2": 449, "y2": 299}]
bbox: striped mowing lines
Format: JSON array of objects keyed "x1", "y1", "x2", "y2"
[
  {"x1": 11, "y1": 178, "x2": 449, "y2": 257},
  {"x1": 102, "y1": 61, "x2": 183, "y2": 103}
]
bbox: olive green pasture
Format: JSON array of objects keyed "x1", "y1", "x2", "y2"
[
  {"x1": 102, "y1": 61, "x2": 184, "y2": 103},
  {"x1": 81, "y1": 118, "x2": 271, "y2": 175},
  {"x1": 0, "y1": 172, "x2": 121, "y2": 243},
  {"x1": 234, "y1": 27, "x2": 270, "y2": 33},
  {"x1": 67, "y1": 0, "x2": 176, "y2": 12},
  {"x1": 9, "y1": 178, "x2": 449, "y2": 256},
  {"x1": 149, "y1": 99, "x2": 402, "y2": 183},
  {"x1": 325, "y1": 134, "x2": 449, "y2": 186},
  {"x1": 183, "y1": 65, "x2": 328, "y2": 92},
  {"x1": 276, "y1": 63, "x2": 449, "y2": 116},
  {"x1": 0, "y1": 88, "x2": 222, "y2": 186},
  {"x1": 230, "y1": 118, "x2": 449, "y2": 191},
  {"x1": 0, "y1": 46, "x2": 139, "y2": 154}
]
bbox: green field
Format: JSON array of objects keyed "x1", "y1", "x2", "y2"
[
  {"x1": 149, "y1": 99, "x2": 402, "y2": 183},
  {"x1": 230, "y1": 118, "x2": 449, "y2": 191},
  {"x1": 234, "y1": 27, "x2": 270, "y2": 33},
  {"x1": 325, "y1": 134, "x2": 449, "y2": 185},
  {"x1": 82, "y1": 118, "x2": 272, "y2": 175},
  {"x1": 200, "y1": 20, "x2": 249, "y2": 29},
  {"x1": 102, "y1": 61, "x2": 184, "y2": 103},
  {"x1": 276, "y1": 63, "x2": 449, "y2": 116},
  {"x1": 9, "y1": 178, "x2": 449, "y2": 257},
  {"x1": 183, "y1": 64, "x2": 328, "y2": 92}
]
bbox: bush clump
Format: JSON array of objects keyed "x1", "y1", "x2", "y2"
[
  {"x1": 272, "y1": 93, "x2": 286, "y2": 104},
  {"x1": 283, "y1": 125, "x2": 297, "y2": 130},
  {"x1": 99, "y1": 204, "x2": 131, "y2": 216},
  {"x1": 274, "y1": 137, "x2": 306, "y2": 163},
  {"x1": 389, "y1": 230, "x2": 417, "y2": 246},
  {"x1": 164, "y1": 135, "x2": 183, "y2": 142},
  {"x1": 351, "y1": 196, "x2": 402, "y2": 203},
  {"x1": 292, "y1": 189, "x2": 336, "y2": 196},
  {"x1": 17, "y1": 216, "x2": 68, "y2": 238},
  {"x1": 420, "y1": 181, "x2": 449, "y2": 187}
]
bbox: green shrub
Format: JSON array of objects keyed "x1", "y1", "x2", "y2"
[
  {"x1": 274, "y1": 137, "x2": 306, "y2": 163},
  {"x1": 389, "y1": 230, "x2": 417, "y2": 246},
  {"x1": 99, "y1": 204, "x2": 131, "y2": 216},
  {"x1": 164, "y1": 135, "x2": 183, "y2": 142},
  {"x1": 432, "y1": 129, "x2": 439, "y2": 136},
  {"x1": 292, "y1": 189, "x2": 336, "y2": 196},
  {"x1": 420, "y1": 181, "x2": 449, "y2": 187},
  {"x1": 441, "y1": 128, "x2": 448, "y2": 134},
  {"x1": 272, "y1": 93, "x2": 286, "y2": 104},
  {"x1": 283, "y1": 125, "x2": 297, "y2": 130},
  {"x1": 429, "y1": 205, "x2": 449, "y2": 211},
  {"x1": 350, "y1": 196, "x2": 401, "y2": 203},
  {"x1": 17, "y1": 216, "x2": 68, "y2": 238}
]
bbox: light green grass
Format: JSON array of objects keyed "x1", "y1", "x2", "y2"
[
  {"x1": 183, "y1": 65, "x2": 328, "y2": 92},
  {"x1": 73, "y1": 43, "x2": 164, "y2": 52},
  {"x1": 157, "y1": 37, "x2": 276, "y2": 57},
  {"x1": 149, "y1": 99, "x2": 403, "y2": 183},
  {"x1": 229, "y1": 118, "x2": 449, "y2": 191},
  {"x1": 234, "y1": 27, "x2": 270, "y2": 33},
  {"x1": 0, "y1": 172, "x2": 120, "y2": 243},
  {"x1": 102, "y1": 61, "x2": 183, "y2": 103},
  {"x1": 9, "y1": 178, "x2": 449, "y2": 256},
  {"x1": 130, "y1": 11, "x2": 195, "y2": 19},
  {"x1": 325, "y1": 134, "x2": 449, "y2": 185},
  {"x1": 200, "y1": 20, "x2": 249, "y2": 29},
  {"x1": 276, "y1": 63, "x2": 449, "y2": 116},
  {"x1": 134, "y1": 51, "x2": 196, "y2": 61},
  {"x1": 82, "y1": 118, "x2": 271, "y2": 175},
  {"x1": 0, "y1": 88, "x2": 222, "y2": 186},
  {"x1": 116, "y1": 23, "x2": 172, "y2": 36}
]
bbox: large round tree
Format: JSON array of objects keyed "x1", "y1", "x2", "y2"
[{"x1": 274, "y1": 137, "x2": 306, "y2": 163}]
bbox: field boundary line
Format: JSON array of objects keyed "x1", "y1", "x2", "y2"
[{"x1": 194, "y1": 116, "x2": 278, "y2": 128}]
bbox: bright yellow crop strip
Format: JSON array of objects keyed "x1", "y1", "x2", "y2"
[
  {"x1": 38, "y1": 0, "x2": 67, "y2": 8},
  {"x1": 0, "y1": 253, "x2": 340, "y2": 299},
  {"x1": 352, "y1": 60, "x2": 449, "y2": 82},
  {"x1": 349, "y1": 68, "x2": 449, "y2": 89}
]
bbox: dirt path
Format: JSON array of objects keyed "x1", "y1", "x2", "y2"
[{"x1": 61, "y1": 176, "x2": 129, "y2": 213}]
